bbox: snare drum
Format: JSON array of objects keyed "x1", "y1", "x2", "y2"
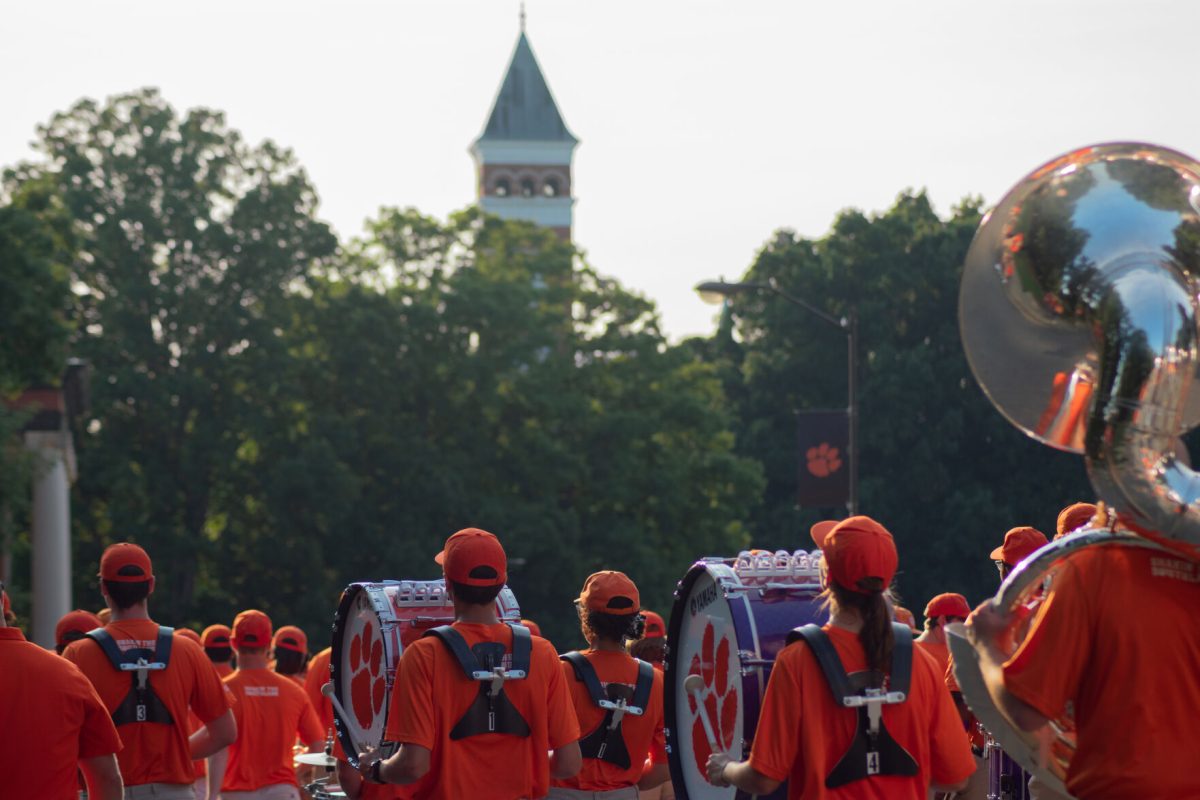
[
  {"x1": 665, "y1": 552, "x2": 828, "y2": 800},
  {"x1": 330, "y1": 579, "x2": 521, "y2": 766},
  {"x1": 987, "y1": 738, "x2": 1031, "y2": 800}
]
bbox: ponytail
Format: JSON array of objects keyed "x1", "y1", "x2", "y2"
[{"x1": 829, "y1": 578, "x2": 894, "y2": 675}]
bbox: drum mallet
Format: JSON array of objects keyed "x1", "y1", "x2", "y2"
[
  {"x1": 321, "y1": 682, "x2": 371, "y2": 757},
  {"x1": 684, "y1": 673, "x2": 720, "y2": 750}
]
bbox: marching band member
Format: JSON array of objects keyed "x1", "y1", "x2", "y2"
[
  {"x1": 303, "y1": 644, "x2": 335, "y2": 735},
  {"x1": 627, "y1": 609, "x2": 667, "y2": 671},
  {"x1": 0, "y1": 582, "x2": 124, "y2": 800},
  {"x1": 55, "y1": 608, "x2": 103, "y2": 654},
  {"x1": 271, "y1": 625, "x2": 310, "y2": 685},
  {"x1": 220, "y1": 609, "x2": 324, "y2": 800},
  {"x1": 968, "y1": 509, "x2": 1200, "y2": 799},
  {"x1": 915, "y1": 593, "x2": 969, "y2": 682},
  {"x1": 64, "y1": 543, "x2": 236, "y2": 800},
  {"x1": 357, "y1": 528, "x2": 581, "y2": 799},
  {"x1": 991, "y1": 526, "x2": 1049, "y2": 580},
  {"x1": 1055, "y1": 503, "x2": 1096, "y2": 540},
  {"x1": 705, "y1": 516, "x2": 973, "y2": 799},
  {"x1": 202, "y1": 623, "x2": 236, "y2": 678},
  {"x1": 550, "y1": 571, "x2": 670, "y2": 800}
]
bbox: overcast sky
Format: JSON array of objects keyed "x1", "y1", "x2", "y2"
[{"x1": 3, "y1": 1, "x2": 1196, "y2": 340}]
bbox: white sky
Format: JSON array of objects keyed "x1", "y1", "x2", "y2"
[{"x1": 2, "y1": 0, "x2": 1197, "y2": 340}]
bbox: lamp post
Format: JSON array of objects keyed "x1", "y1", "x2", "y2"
[{"x1": 696, "y1": 278, "x2": 858, "y2": 516}]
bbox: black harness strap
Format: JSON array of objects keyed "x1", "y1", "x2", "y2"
[
  {"x1": 561, "y1": 652, "x2": 655, "y2": 770},
  {"x1": 85, "y1": 626, "x2": 175, "y2": 727},
  {"x1": 789, "y1": 623, "x2": 918, "y2": 788},
  {"x1": 425, "y1": 623, "x2": 531, "y2": 740}
]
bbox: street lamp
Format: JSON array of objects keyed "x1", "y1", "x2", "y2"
[{"x1": 696, "y1": 278, "x2": 858, "y2": 516}]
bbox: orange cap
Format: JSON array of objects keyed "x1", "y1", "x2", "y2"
[
  {"x1": 99, "y1": 543, "x2": 154, "y2": 583},
  {"x1": 273, "y1": 625, "x2": 307, "y2": 653},
  {"x1": 924, "y1": 593, "x2": 971, "y2": 620},
  {"x1": 55, "y1": 609, "x2": 101, "y2": 648},
  {"x1": 641, "y1": 610, "x2": 666, "y2": 639},
  {"x1": 578, "y1": 571, "x2": 641, "y2": 615},
  {"x1": 810, "y1": 520, "x2": 839, "y2": 545},
  {"x1": 174, "y1": 628, "x2": 202, "y2": 646},
  {"x1": 435, "y1": 528, "x2": 507, "y2": 587},
  {"x1": 520, "y1": 619, "x2": 542, "y2": 637},
  {"x1": 201, "y1": 623, "x2": 232, "y2": 648},
  {"x1": 1056, "y1": 502, "x2": 1097, "y2": 538},
  {"x1": 812, "y1": 515, "x2": 898, "y2": 593},
  {"x1": 232, "y1": 610, "x2": 272, "y2": 648},
  {"x1": 990, "y1": 526, "x2": 1049, "y2": 566}
]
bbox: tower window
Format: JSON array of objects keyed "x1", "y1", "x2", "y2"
[
  {"x1": 493, "y1": 178, "x2": 511, "y2": 197},
  {"x1": 542, "y1": 177, "x2": 560, "y2": 197},
  {"x1": 520, "y1": 178, "x2": 535, "y2": 197}
]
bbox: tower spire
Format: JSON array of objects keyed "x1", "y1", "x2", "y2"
[{"x1": 519, "y1": 2, "x2": 526, "y2": 32}]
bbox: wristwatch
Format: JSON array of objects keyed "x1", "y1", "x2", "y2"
[{"x1": 368, "y1": 759, "x2": 383, "y2": 784}]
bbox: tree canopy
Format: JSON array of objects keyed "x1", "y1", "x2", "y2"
[
  {"x1": 2, "y1": 90, "x2": 761, "y2": 646},
  {"x1": 702, "y1": 191, "x2": 1093, "y2": 608}
]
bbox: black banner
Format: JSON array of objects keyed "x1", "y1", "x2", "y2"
[{"x1": 796, "y1": 410, "x2": 850, "y2": 508}]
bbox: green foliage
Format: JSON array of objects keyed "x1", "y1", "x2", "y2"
[
  {"x1": 6, "y1": 88, "x2": 338, "y2": 623},
  {"x1": 713, "y1": 192, "x2": 1091, "y2": 608},
  {"x1": 4, "y1": 90, "x2": 761, "y2": 647},
  {"x1": 232, "y1": 208, "x2": 762, "y2": 646}
]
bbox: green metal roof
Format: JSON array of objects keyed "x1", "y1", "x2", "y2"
[{"x1": 477, "y1": 32, "x2": 577, "y2": 144}]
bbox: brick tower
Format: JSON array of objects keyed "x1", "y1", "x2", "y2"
[{"x1": 471, "y1": 18, "x2": 577, "y2": 240}]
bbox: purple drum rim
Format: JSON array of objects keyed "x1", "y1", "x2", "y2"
[{"x1": 664, "y1": 560, "x2": 826, "y2": 800}]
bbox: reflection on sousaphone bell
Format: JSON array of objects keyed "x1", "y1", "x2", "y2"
[
  {"x1": 960, "y1": 142, "x2": 1200, "y2": 545},
  {"x1": 953, "y1": 142, "x2": 1200, "y2": 798}
]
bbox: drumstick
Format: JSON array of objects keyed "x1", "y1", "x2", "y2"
[
  {"x1": 321, "y1": 682, "x2": 370, "y2": 757},
  {"x1": 684, "y1": 674, "x2": 719, "y2": 750}
]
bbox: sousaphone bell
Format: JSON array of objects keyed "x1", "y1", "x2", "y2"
[{"x1": 951, "y1": 142, "x2": 1200, "y2": 796}]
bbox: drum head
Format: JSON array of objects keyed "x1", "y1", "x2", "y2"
[
  {"x1": 331, "y1": 583, "x2": 398, "y2": 765},
  {"x1": 666, "y1": 562, "x2": 744, "y2": 800}
]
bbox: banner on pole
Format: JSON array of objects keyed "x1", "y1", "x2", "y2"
[{"x1": 796, "y1": 410, "x2": 850, "y2": 508}]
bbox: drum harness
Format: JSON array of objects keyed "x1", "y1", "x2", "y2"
[
  {"x1": 560, "y1": 652, "x2": 654, "y2": 770},
  {"x1": 425, "y1": 622, "x2": 532, "y2": 739},
  {"x1": 788, "y1": 622, "x2": 918, "y2": 788},
  {"x1": 84, "y1": 625, "x2": 176, "y2": 727}
]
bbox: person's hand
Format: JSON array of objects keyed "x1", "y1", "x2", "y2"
[
  {"x1": 706, "y1": 752, "x2": 732, "y2": 787},
  {"x1": 357, "y1": 748, "x2": 382, "y2": 783},
  {"x1": 965, "y1": 599, "x2": 1010, "y2": 646}
]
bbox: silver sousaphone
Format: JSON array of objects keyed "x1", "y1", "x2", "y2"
[{"x1": 950, "y1": 142, "x2": 1200, "y2": 796}]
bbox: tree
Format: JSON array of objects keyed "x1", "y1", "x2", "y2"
[
  {"x1": 0, "y1": 176, "x2": 77, "y2": 612},
  {"x1": 5, "y1": 88, "x2": 337, "y2": 621},
  {"x1": 713, "y1": 192, "x2": 1092, "y2": 608},
  {"x1": 229, "y1": 208, "x2": 764, "y2": 644}
]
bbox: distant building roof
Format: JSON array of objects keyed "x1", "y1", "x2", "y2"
[{"x1": 476, "y1": 32, "x2": 576, "y2": 144}]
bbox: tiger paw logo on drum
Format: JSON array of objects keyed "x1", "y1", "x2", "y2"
[
  {"x1": 347, "y1": 618, "x2": 387, "y2": 728},
  {"x1": 687, "y1": 621, "x2": 738, "y2": 775}
]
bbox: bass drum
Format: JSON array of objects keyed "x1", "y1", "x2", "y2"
[
  {"x1": 665, "y1": 553, "x2": 827, "y2": 800},
  {"x1": 330, "y1": 579, "x2": 521, "y2": 766}
]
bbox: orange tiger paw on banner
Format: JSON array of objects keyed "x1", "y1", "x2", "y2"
[{"x1": 806, "y1": 443, "x2": 842, "y2": 478}]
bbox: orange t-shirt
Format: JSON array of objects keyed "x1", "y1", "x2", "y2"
[
  {"x1": 748, "y1": 625, "x2": 973, "y2": 800},
  {"x1": 211, "y1": 660, "x2": 234, "y2": 679},
  {"x1": 304, "y1": 645, "x2": 335, "y2": 736},
  {"x1": 1003, "y1": 545, "x2": 1200, "y2": 799},
  {"x1": 384, "y1": 621, "x2": 581, "y2": 800},
  {"x1": 915, "y1": 638, "x2": 949, "y2": 684},
  {"x1": 1, "y1": 627, "x2": 123, "y2": 799},
  {"x1": 222, "y1": 668, "x2": 324, "y2": 792},
  {"x1": 64, "y1": 619, "x2": 228, "y2": 788},
  {"x1": 551, "y1": 649, "x2": 667, "y2": 792}
]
